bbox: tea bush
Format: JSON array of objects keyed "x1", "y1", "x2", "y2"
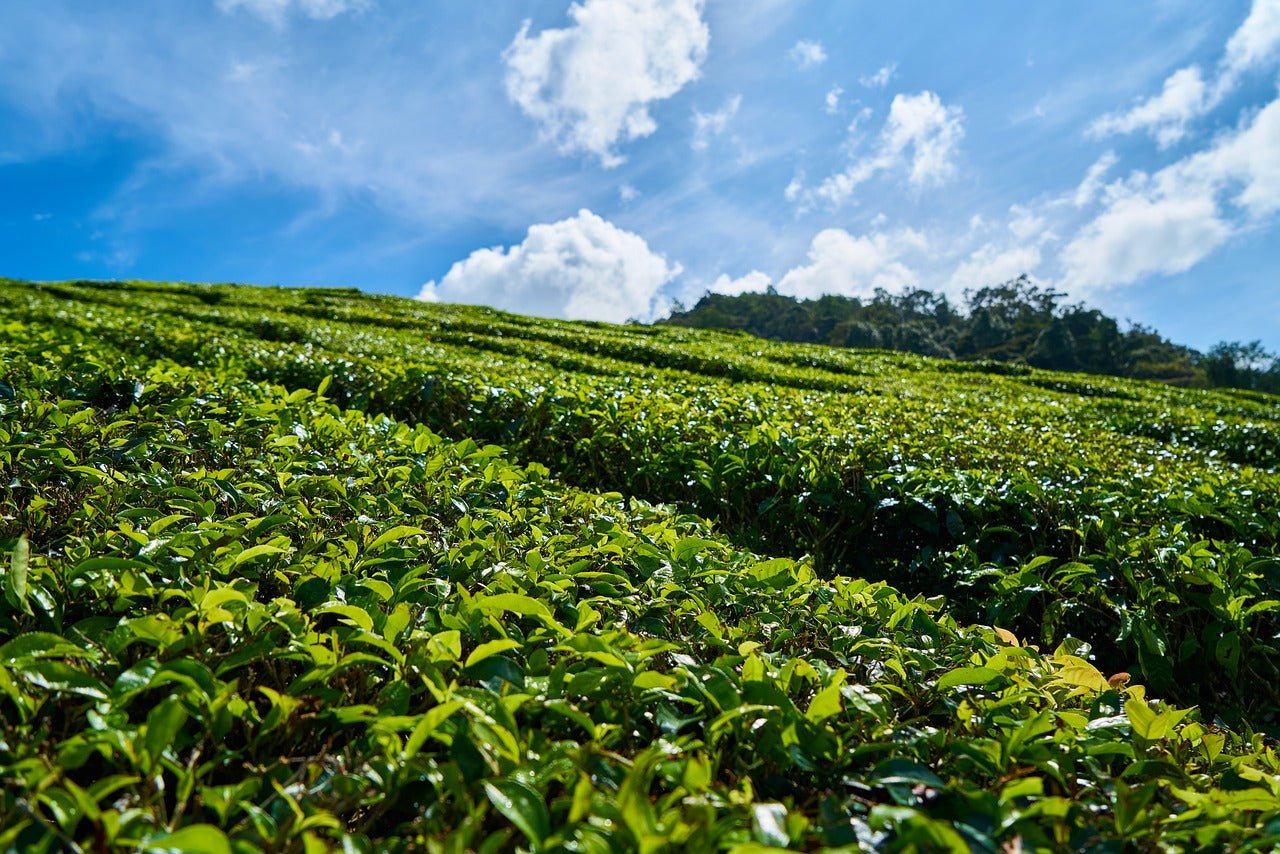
[{"x1": 2, "y1": 279, "x2": 1279, "y2": 850}]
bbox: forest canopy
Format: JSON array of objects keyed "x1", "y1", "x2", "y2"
[{"x1": 660, "y1": 276, "x2": 1280, "y2": 392}]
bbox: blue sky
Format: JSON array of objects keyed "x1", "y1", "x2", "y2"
[{"x1": 1, "y1": 0, "x2": 1277, "y2": 350}]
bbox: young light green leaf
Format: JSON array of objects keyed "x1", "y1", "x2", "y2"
[
  {"x1": 473, "y1": 593, "x2": 569, "y2": 635},
  {"x1": 231, "y1": 543, "x2": 286, "y2": 565},
  {"x1": 806, "y1": 669, "x2": 847, "y2": 722},
  {"x1": 1126, "y1": 698, "x2": 1159, "y2": 740},
  {"x1": 141, "y1": 823, "x2": 233, "y2": 854},
  {"x1": 368, "y1": 525, "x2": 428, "y2": 552},
  {"x1": 936, "y1": 666, "x2": 1002, "y2": 691},
  {"x1": 465, "y1": 638, "x2": 523, "y2": 669},
  {"x1": 5, "y1": 536, "x2": 31, "y2": 615}
]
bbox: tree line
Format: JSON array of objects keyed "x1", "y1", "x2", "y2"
[{"x1": 658, "y1": 276, "x2": 1279, "y2": 393}]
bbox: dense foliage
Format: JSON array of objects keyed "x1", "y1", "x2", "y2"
[
  {"x1": 661, "y1": 276, "x2": 1280, "y2": 391},
  {"x1": 1, "y1": 278, "x2": 1279, "y2": 851}
]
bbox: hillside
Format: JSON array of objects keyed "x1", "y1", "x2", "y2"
[
  {"x1": 660, "y1": 278, "x2": 1280, "y2": 392},
  {"x1": 2, "y1": 278, "x2": 1280, "y2": 850}
]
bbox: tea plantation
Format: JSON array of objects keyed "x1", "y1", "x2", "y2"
[{"x1": 2, "y1": 278, "x2": 1279, "y2": 851}]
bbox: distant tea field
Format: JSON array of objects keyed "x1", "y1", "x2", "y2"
[{"x1": 2, "y1": 278, "x2": 1279, "y2": 850}]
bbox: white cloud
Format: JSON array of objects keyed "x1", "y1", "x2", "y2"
[
  {"x1": 1088, "y1": 66, "x2": 1213, "y2": 148},
  {"x1": 690, "y1": 228, "x2": 926, "y2": 302},
  {"x1": 1178, "y1": 94, "x2": 1280, "y2": 218},
  {"x1": 859, "y1": 63, "x2": 896, "y2": 89},
  {"x1": 619, "y1": 183, "x2": 640, "y2": 203},
  {"x1": 846, "y1": 105, "x2": 873, "y2": 136},
  {"x1": 825, "y1": 85, "x2": 843, "y2": 114},
  {"x1": 0, "y1": 5, "x2": 613, "y2": 237},
  {"x1": 691, "y1": 94, "x2": 741, "y2": 150},
  {"x1": 1062, "y1": 94, "x2": 1280, "y2": 293},
  {"x1": 802, "y1": 90, "x2": 964, "y2": 208},
  {"x1": 783, "y1": 173, "x2": 805, "y2": 202},
  {"x1": 947, "y1": 244, "x2": 1042, "y2": 294},
  {"x1": 1087, "y1": 1, "x2": 1280, "y2": 147},
  {"x1": 418, "y1": 209, "x2": 680, "y2": 322},
  {"x1": 884, "y1": 90, "x2": 965, "y2": 187},
  {"x1": 774, "y1": 227, "x2": 924, "y2": 299},
  {"x1": 1061, "y1": 191, "x2": 1231, "y2": 293},
  {"x1": 1007, "y1": 205, "x2": 1048, "y2": 242},
  {"x1": 1073, "y1": 151, "x2": 1119, "y2": 207},
  {"x1": 216, "y1": 0, "x2": 366, "y2": 26},
  {"x1": 708, "y1": 270, "x2": 772, "y2": 295},
  {"x1": 1224, "y1": 0, "x2": 1280, "y2": 77},
  {"x1": 504, "y1": 0, "x2": 709, "y2": 167},
  {"x1": 789, "y1": 40, "x2": 827, "y2": 69}
]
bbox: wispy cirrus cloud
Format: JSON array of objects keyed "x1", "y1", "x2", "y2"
[
  {"x1": 691, "y1": 94, "x2": 741, "y2": 150},
  {"x1": 859, "y1": 63, "x2": 896, "y2": 89},
  {"x1": 1088, "y1": 0, "x2": 1280, "y2": 148},
  {"x1": 215, "y1": 0, "x2": 369, "y2": 27}
]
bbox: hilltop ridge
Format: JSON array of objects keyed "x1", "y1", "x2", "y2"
[{"x1": 659, "y1": 275, "x2": 1280, "y2": 393}]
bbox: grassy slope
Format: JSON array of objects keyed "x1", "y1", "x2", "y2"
[{"x1": 1, "y1": 278, "x2": 1278, "y2": 851}]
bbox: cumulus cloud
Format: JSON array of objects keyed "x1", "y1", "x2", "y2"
[
  {"x1": 708, "y1": 270, "x2": 772, "y2": 295},
  {"x1": 947, "y1": 244, "x2": 1043, "y2": 294},
  {"x1": 1088, "y1": 66, "x2": 1212, "y2": 148},
  {"x1": 418, "y1": 209, "x2": 680, "y2": 322},
  {"x1": 691, "y1": 94, "x2": 741, "y2": 150},
  {"x1": 789, "y1": 39, "x2": 827, "y2": 69},
  {"x1": 1062, "y1": 94, "x2": 1280, "y2": 293},
  {"x1": 884, "y1": 90, "x2": 965, "y2": 186},
  {"x1": 801, "y1": 90, "x2": 964, "y2": 208},
  {"x1": 504, "y1": 0, "x2": 709, "y2": 167},
  {"x1": 774, "y1": 228, "x2": 924, "y2": 299},
  {"x1": 216, "y1": 0, "x2": 366, "y2": 26},
  {"x1": 1224, "y1": 0, "x2": 1280, "y2": 78},
  {"x1": 1061, "y1": 192, "x2": 1231, "y2": 293},
  {"x1": 859, "y1": 63, "x2": 896, "y2": 89},
  {"x1": 686, "y1": 228, "x2": 925, "y2": 302}
]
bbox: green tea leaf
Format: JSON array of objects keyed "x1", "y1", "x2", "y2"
[
  {"x1": 142, "y1": 823, "x2": 233, "y2": 854},
  {"x1": 5, "y1": 536, "x2": 30, "y2": 615},
  {"x1": 144, "y1": 695, "x2": 189, "y2": 768},
  {"x1": 806, "y1": 669, "x2": 846, "y2": 722},
  {"x1": 465, "y1": 638, "x2": 523, "y2": 668},
  {"x1": 232, "y1": 543, "x2": 286, "y2": 565},
  {"x1": 368, "y1": 525, "x2": 428, "y2": 552},
  {"x1": 484, "y1": 780, "x2": 550, "y2": 848},
  {"x1": 474, "y1": 593, "x2": 569, "y2": 635},
  {"x1": 1126, "y1": 698, "x2": 1158, "y2": 740},
  {"x1": 935, "y1": 666, "x2": 1001, "y2": 691}
]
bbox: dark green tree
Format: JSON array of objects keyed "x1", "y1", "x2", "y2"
[{"x1": 1029, "y1": 319, "x2": 1079, "y2": 371}]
